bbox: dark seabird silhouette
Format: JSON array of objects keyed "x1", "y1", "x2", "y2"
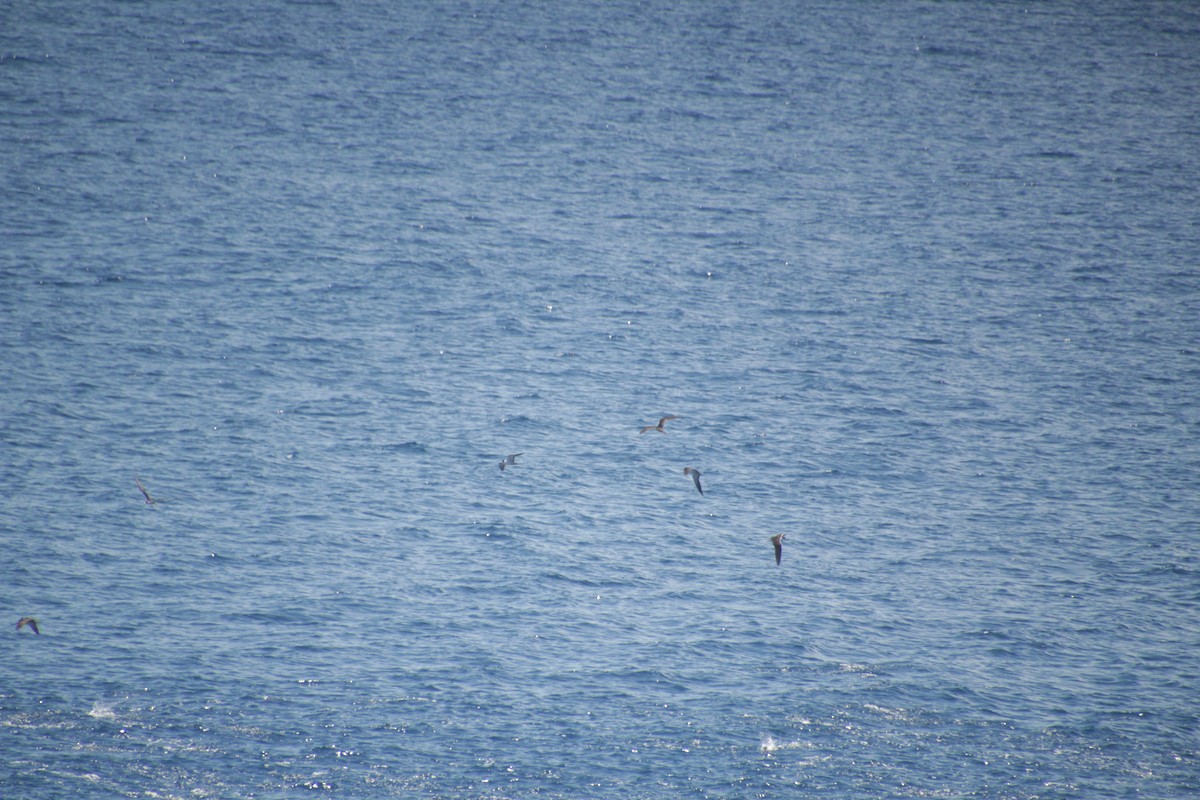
[
  {"x1": 499, "y1": 453, "x2": 523, "y2": 472},
  {"x1": 16, "y1": 617, "x2": 39, "y2": 635},
  {"x1": 135, "y1": 477, "x2": 155, "y2": 504},
  {"x1": 639, "y1": 415, "x2": 678, "y2": 434},
  {"x1": 771, "y1": 534, "x2": 786, "y2": 565},
  {"x1": 683, "y1": 467, "x2": 703, "y2": 495}
]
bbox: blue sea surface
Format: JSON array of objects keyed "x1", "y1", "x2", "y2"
[{"x1": 3, "y1": 1, "x2": 1199, "y2": 797}]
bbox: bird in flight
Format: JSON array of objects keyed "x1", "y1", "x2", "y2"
[
  {"x1": 683, "y1": 467, "x2": 703, "y2": 495},
  {"x1": 639, "y1": 415, "x2": 678, "y2": 434},
  {"x1": 498, "y1": 453, "x2": 523, "y2": 472},
  {"x1": 135, "y1": 477, "x2": 156, "y2": 504},
  {"x1": 16, "y1": 617, "x2": 39, "y2": 635},
  {"x1": 770, "y1": 534, "x2": 786, "y2": 565}
]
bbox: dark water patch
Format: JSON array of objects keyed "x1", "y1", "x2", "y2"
[{"x1": 1027, "y1": 149, "x2": 1081, "y2": 159}]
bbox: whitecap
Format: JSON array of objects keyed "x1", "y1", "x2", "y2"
[
  {"x1": 88, "y1": 702, "x2": 117, "y2": 721},
  {"x1": 760, "y1": 735, "x2": 805, "y2": 753}
]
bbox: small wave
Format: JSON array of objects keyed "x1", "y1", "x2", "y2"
[
  {"x1": 287, "y1": 396, "x2": 372, "y2": 418},
  {"x1": 497, "y1": 414, "x2": 551, "y2": 430},
  {"x1": 838, "y1": 662, "x2": 878, "y2": 676},
  {"x1": 863, "y1": 703, "x2": 915, "y2": 722},
  {"x1": 382, "y1": 441, "x2": 428, "y2": 454}
]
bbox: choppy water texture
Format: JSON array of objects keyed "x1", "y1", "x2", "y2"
[{"x1": 3, "y1": 1, "x2": 1199, "y2": 797}]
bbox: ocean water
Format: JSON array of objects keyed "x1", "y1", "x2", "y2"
[{"x1": 3, "y1": 1, "x2": 1199, "y2": 797}]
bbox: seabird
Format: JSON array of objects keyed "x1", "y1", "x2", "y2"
[
  {"x1": 683, "y1": 467, "x2": 703, "y2": 495},
  {"x1": 16, "y1": 617, "x2": 39, "y2": 635},
  {"x1": 135, "y1": 477, "x2": 155, "y2": 505},
  {"x1": 771, "y1": 534, "x2": 786, "y2": 565},
  {"x1": 639, "y1": 415, "x2": 678, "y2": 434},
  {"x1": 499, "y1": 453, "x2": 523, "y2": 472}
]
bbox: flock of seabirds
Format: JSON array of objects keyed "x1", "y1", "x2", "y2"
[
  {"x1": 500, "y1": 414, "x2": 785, "y2": 564},
  {"x1": 13, "y1": 415, "x2": 785, "y2": 638}
]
